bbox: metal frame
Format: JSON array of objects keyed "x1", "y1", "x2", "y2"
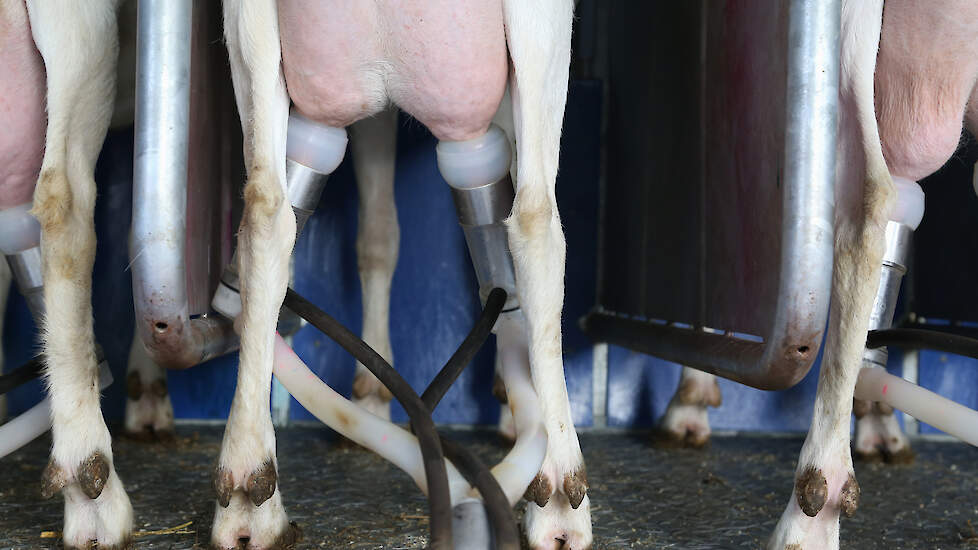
[
  {"x1": 584, "y1": 0, "x2": 839, "y2": 390},
  {"x1": 131, "y1": 0, "x2": 237, "y2": 368}
]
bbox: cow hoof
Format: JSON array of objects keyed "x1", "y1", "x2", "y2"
[
  {"x1": 124, "y1": 372, "x2": 175, "y2": 442},
  {"x1": 795, "y1": 466, "x2": 827, "y2": 517},
  {"x1": 246, "y1": 460, "x2": 279, "y2": 507},
  {"x1": 41, "y1": 459, "x2": 69, "y2": 499},
  {"x1": 77, "y1": 451, "x2": 111, "y2": 499},
  {"x1": 655, "y1": 373, "x2": 720, "y2": 449},
  {"x1": 351, "y1": 371, "x2": 393, "y2": 421},
  {"x1": 42, "y1": 451, "x2": 112, "y2": 501},
  {"x1": 653, "y1": 402, "x2": 712, "y2": 449},
  {"x1": 840, "y1": 474, "x2": 860, "y2": 517},
  {"x1": 213, "y1": 466, "x2": 234, "y2": 508},
  {"x1": 211, "y1": 491, "x2": 298, "y2": 550},
  {"x1": 523, "y1": 492, "x2": 593, "y2": 550},
  {"x1": 854, "y1": 406, "x2": 913, "y2": 464},
  {"x1": 524, "y1": 472, "x2": 553, "y2": 508},
  {"x1": 63, "y1": 467, "x2": 134, "y2": 549}
]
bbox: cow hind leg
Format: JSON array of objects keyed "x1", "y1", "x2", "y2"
[
  {"x1": 123, "y1": 332, "x2": 174, "y2": 442},
  {"x1": 501, "y1": 2, "x2": 592, "y2": 548},
  {"x1": 655, "y1": 367, "x2": 722, "y2": 448},
  {"x1": 211, "y1": 2, "x2": 299, "y2": 548},
  {"x1": 773, "y1": 2, "x2": 978, "y2": 547},
  {"x1": 23, "y1": 0, "x2": 134, "y2": 547},
  {"x1": 349, "y1": 108, "x2": 399, "y2": 421}
]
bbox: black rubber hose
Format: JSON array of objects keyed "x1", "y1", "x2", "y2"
[
  {"x1": 282, "y1": 288, "x2": 454, "y2": 550},
  {"x1": 419, "y1": 287, "x2": 518, "y2": 550},
  {"x1": 421, "y1": 288, "x2": 507, "y2": 411},
  {"x1": 0, "y1": 355, "x2": 44, "y2": 395},
  {"x1": 439, "y1": 430, "x2": 519, "y2": 550},
  {"x1": 867, "y1": 328, "x2": 978, "y2": 360}
]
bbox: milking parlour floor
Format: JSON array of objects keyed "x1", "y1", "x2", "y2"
[{"x1": 1, "y1": 426, "x2": 976, "y2": 549}]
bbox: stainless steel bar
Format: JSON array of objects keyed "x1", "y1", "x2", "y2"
[
  {"x1": 863, "y1": 222, "x2": 913, "y2": 368},
  {"x1": 131, "y1": 0, "x2": 236, "y2": 368},
  {"x1": 449, "y1": 177, "x2": 519, "y2": 311}
]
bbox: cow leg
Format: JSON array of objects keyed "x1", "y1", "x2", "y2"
[
  {"x1": 771, "y1": 0, "x2": 978, "y2": 547},
  {"x1": 21, "y1": 1, "x2": 133, "y2": 548},
  {"x1": 853, "y1": 399, "x2": 912, "y2": 463},
  {"x1": 212, "y1": 2, "x2": 299, "y2": 548},
  {"x1": 501, "y1": 2, "x2": 591, "y2": 548},
  {"x1": 656, "y1": 367, "x2": 722, "y2": 448},
  {"x1": 349, "y1": 108, "x2": 399, "y2": 421},
  {"x1": 851, "y1": 0, "x2": 978, "y2": 468},
  {"x1": 123, "y1": 332, "x2": 174, "y2": 442},
  {"x1": 768, "y1": 2, "x2": 888, "y2": 548}
]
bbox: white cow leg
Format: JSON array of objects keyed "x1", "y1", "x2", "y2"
[
  {"x1": 123, "y1": 332, "x2": 174, "y2": 442},
  {"x1": 349, "y1": 108, "x2": 399, "y2": 421},
  {"x1": 211, "y1": 3, "x2": 299, "y2": 548},
  {"x1": 22, "y1": 1, "x2": 133, "y2": 547},
  {"x1": 770, "y1": 1, "x2": 887, "y2": 547},
  {"x1": 500, "y1": 2, "x2": 591, "y2": 548},
  {"x1": 656, "y1": 367, "x2": 721, "y2": 448}
]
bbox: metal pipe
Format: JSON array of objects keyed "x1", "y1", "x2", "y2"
[
  {"x1": 863, "y1": 222, "x2": 913, "y2": 368},
  {"x1": 449, "y1": 178, "x2": 520, "y2": 310},
  {"x1": 131, "y1": 0, "x2": 236, "y2": 368},
  {"x1": 6, "y1": 247, "x2": 44, "y2": 321}
]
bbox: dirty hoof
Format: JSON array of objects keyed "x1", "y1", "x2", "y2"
[
  {"x1": 77, "y1": 451, "x2": 111, "y2": 499},
  {"x1": 124, "y1": 372, "x2": 175, "y2": 442},
  {"x1": 40, "y1": 459, "x2": 69, "y2": 499},
  {"x1": 883, "y1": 446, "x2": 915, "y2": 464},
  {"x1": 214, "y1": 467, "x2": 234, "y2": 508},
  {"x1": 651, "y1": 425, "x2": 711, "y2": 449},
  {"x1": 65, "y1": 539, "x2": 134, "y2": 550},
  {"x1": 523, "y1": 492, "x2": 593, "y2": 550},
  {"x1": 211, "y1": 522, "x2": 301, "y2": 550},
  {"x1": 352, "y1": 370, "x2": 394, "y2": 402},
  {"x1": 126, "y1": 372, "x2": 143, "y2": 401},
  {"x1": 42, "y1": 452, "x2": 112, "y2": 500},
  {"x1": 655, "y1": 371, "x2": 718, "y2": 449},
  {"x1": 123, "y1": 426, "x2": 176, "y2": 444},
  {"x1": 525, "y1": 472, "x2": 553, "y2": 508},
  {"x1": 211, "y1": 490, "x2": 296, "y2": 549},
  {"x1": 853, "y1": 407, "x2": 913, "y2": 465},
  {"x1": 246, "y1": 461, "x2": 279, "y2": 507},
  {"x1": 794, "y1": 466, "x2": 827, "y2": 517},
  {"x1": 492, "y1": 373, "x2": 508, "y2": 404},
  {"x1": 351, "y1": 371, "x2": 393, "y2": 422},
  {"x1": 563, "y1": 467, "x2": 588, "y2": 510},
  {"x1": 840, "y1": 474, "x2": 859, "y2": 518}
]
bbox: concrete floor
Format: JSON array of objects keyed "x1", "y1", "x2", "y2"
[{"x1": 1, "y1": 426, "x2": 976, "y2": 549}]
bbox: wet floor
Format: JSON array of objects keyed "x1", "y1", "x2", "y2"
[{"x1": 1, "y1": 426, "x2": 976, "y2": 549}]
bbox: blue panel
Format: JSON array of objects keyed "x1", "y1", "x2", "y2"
[{"x1": 918, "y1": 350, "x2": 978, "y2": 435}]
